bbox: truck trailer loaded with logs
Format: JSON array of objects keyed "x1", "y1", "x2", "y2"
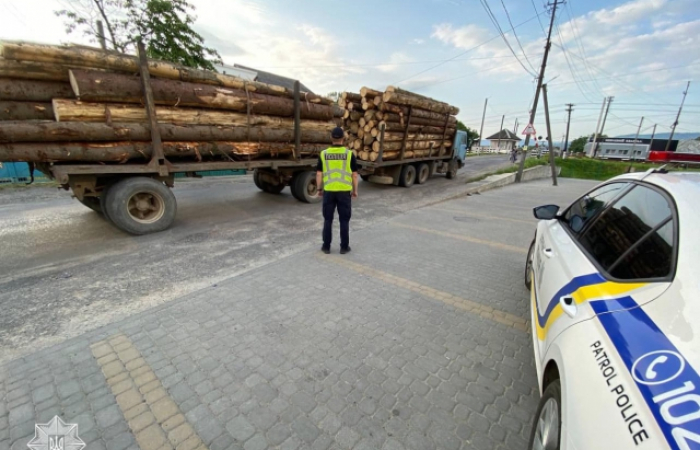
[{"x1": 0, "y1": 40, "x2": 468, "y2": 235}]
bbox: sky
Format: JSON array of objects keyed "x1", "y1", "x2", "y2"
[{"x1": 2, "y1": 0, "x2": 699, "y2": 142}]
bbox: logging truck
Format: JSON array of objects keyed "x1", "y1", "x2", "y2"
[{"x1": 0, "y1": 41, "x2": 466, "y2": 235}]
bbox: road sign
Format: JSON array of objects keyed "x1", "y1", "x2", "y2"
[{"x1": 522, "y1": 124, "x2": 536, "y2": 135}]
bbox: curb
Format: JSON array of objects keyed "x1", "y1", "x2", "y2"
[{"x1": 423, "y1": 165, "x2": 561, "y2": 208}]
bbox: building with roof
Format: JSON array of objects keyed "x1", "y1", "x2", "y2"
[{"x1": 485, "y1": 129, "x2": 522, "y2": 151}]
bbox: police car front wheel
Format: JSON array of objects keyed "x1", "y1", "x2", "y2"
[{"x1": 528, "y1": 380, "x2": 561, "y2": 450}]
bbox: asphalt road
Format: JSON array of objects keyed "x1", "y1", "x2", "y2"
[{"x1": 0, "y1": 155, "x2": 511, "y2": 363}]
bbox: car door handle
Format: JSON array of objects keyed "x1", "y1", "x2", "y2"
[
  {"x1": 560, "y1": 296, "x2": 577, "y2": 318},
  {"x1": 542, "y1": 248, "x2": 554, "y2": 258}
]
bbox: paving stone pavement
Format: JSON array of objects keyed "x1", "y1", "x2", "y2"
[{"x1": 0, "y1": 178, "x2": 597, "y2": 450}]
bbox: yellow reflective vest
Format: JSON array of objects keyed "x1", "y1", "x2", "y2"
[{"x1": 320, "y1": 146, "x2": 353, "y2": 192}]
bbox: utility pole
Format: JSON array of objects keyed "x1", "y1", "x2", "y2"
[
  {"x1": 96, "y1": 20, "x2": 107, "y2": 50},
  {"x1": 666, "y1": 81, "x2": 691, "y2": 151},
  {"x1": 516, "y1": 0, "x2": 561, "y2": 182},
  {"x1": 513, "y1": 118, "x2": 518, "y2": 134},
  {"x1": 649, "y1": 123, "x2": 657, "y2": 152},
  {"x1": 595, "y1": 96, "x2": 614, "y2": 157},
  {"x1": 591, "y1": 97, "x2": 607, "y2": 157},
  {"x1": 497, "y1": 115, "x2": 505, "y2": 151},
  {"x1": 542, "y1": 84, "x2": 558, "y2": 186},
  {"x1": 478, "y1": 98, "x2": 488, "y2": 153},
  {"x1": 563, "y1": 103, "x2": 574, "y2": 155},
  {"x1": 629, "y1": 116, "x2": 644, "y2": 167}
]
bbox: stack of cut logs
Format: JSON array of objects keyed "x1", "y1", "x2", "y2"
[
  {"x1": 0, "y1": 41, "x2": 342, "y2": 164},
  {"x1": 338, "y1": 86, "x2": 458, "y2": 162}
]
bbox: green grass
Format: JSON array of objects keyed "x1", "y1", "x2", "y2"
[{"x1": 555, "y1": 157, "x2": 700, "y2": 180}]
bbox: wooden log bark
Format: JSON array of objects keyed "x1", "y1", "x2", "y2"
[
  {"x1": 341, "y1": 92, "x2": 362, "y2": 102},
  {"x1": 381, "y1": 132, "x2": 447, "y2": 142},
  {"x1": 386, "y1": 86, "x2": 451, "y2": 105},
  {"x1": 371, "y1": 139, "x2": 452, "y2": 152},
  {"x1": 69, "y1": 70, "x2": 341, "y2": 120},
  {"x1": 378, "y1": 114, "x2": 452, "y2": 128},
  {"x1": 0, "y1": 59, "x2": 106, "y2": 82},
  {"x1": 0, "y1": 121, "x2": 336, "y2": 143},
  {"x1": 348, "y1": 111, "x2": 362, "y2": 121},
  {"x1": 347, "y1": 101, "x2": 362, "y2": 111},
  {"x1": 52, "y1": 99, "x2": 335, "y2": 131},
  {"x1": 361, "y1": 100, "x2": 375, "y2": 110},
  {"x1": 0, "y1": 101, "x2": 53, "y2": 120},
  {"x1": 380, "y1": 102, "x2": 457, "y2": 124},
  {"x1": 1, "y1": 42, "x2": 334, "y2": 105},
  {"x1": 0, "y1": 78, "x2": 73, "y2": 101},
  {"x1": 382, "y1": 91, "x2": 459, "y2": 115},
  {"x1": 371, "y1": 124, "x2": 456, "y2": 136},
  {"x1": 0, "y1": 141, "x2": 326, "y2": 163},
  {"x1": 360, "y1": 87, "x2": 383, "y2": 98}
]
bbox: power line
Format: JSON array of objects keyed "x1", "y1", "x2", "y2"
[
  {"x1": 393, "y1": 12, "x2": 544, "y2": 85},
  {"x1": 249, "y1": 53, "x2": 543, "y2": 70},
  {"x1": 479, "y1": 0, "x2": 538, "y2": 78},
  {"x1": 555, "y1": 22, "x2": 596, "y2": 102},
  {"x1": 564, "y1": 2, "x2": 606, "y2": 97},
  {"x1": 499, "y1": 0, "x2": 538, "y2": 74},
  {"x1": 531, "y1": 0, "x2": 548, "y2": 34}
]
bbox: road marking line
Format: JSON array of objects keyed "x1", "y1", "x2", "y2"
[
  {"x1": 323, "y1": 255, "x2": 527, "y2": 332},
  {"x1": 427, "y1": 208, "x2": 534, "y2": 224},
  {"x1": 91, "y1": 334, "x2": 208, "y2": 450},
  {"x1": 391, "y1": 222, "x2": 528, "y2": 254}
]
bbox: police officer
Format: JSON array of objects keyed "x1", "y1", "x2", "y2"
[{"x1": 316, "y1": 126, "x2": 359, "y2": 254}]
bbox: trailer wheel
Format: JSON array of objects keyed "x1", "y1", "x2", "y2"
[
  {"x1": 292, "y1": 171, "x2": 321, "y2": 204},
  {"x1": 254, "y1": 169, "x2": 285, "y2": 194},
  {"x1": 399, "y1": 164, "x2": 416, "y2": 188},
  {"x1": 104, "y1": 177, "x2": 177, "y2": 235},
  {"x1": 78, "y1": 196, "x2": 102, "y2": 214},
  {"x1": 416, "y1": 163, "x2": 430, "y2": 184},
  {"x1": 446, "y1": 160, "x2": 458, "y2": 179}
]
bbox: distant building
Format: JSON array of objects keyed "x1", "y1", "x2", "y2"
[
  {"x1": 485, "y1": 129, "x2": 521, "y2": 151},
  {"x1": 584, "y1": 137, "x2": 679, "y2": 159}
]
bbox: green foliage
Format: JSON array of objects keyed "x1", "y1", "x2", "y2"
[
  {"x1": 456, "y1": 121, "x2": 480, "y2": 145},
  {"x1": 556, "y1": 158, "x2": 662, "y2": 181},
  {"x1": 56, "y1": 0, "x2": 221, "y2": 70},
  {"x1": 568, "y1": 134, "x2": 608, "y2": 153}
]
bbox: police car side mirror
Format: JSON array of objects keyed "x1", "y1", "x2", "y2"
[{"x1": 533, "y1": 204, "x2": 559, "y2": 220}]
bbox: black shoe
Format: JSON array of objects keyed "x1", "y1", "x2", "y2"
[
  {"x1": 321, "y1": 246, "x2": 330, "y2": 254},
  {"x1": 340, "y1": 247, "x2": 351, "y2": 254}
]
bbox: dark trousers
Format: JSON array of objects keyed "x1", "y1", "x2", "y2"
[{"x1": 322, "y1": 191, "x2": 352, "y2": 249}]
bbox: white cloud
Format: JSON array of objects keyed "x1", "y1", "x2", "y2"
[
  {"x1": 412, "y1": 39, "x2": 425, "y2": 45},
  {"x1": 431, "y1": 23, "x2": 487, "y2": 50},
  {"x1": 591, "y1": 0, "x2": 667, "y2": 26},
  {"x1": 378, "y1": 52, "x2": 415, "y2": 73}
]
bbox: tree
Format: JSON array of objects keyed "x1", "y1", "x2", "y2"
[
  {"x1": 569, "y1": 134, "x2": 607, "y2": 153},
  {"x1": 456, "y1": 121, "x2": 480, "y2": 146},
  {"x1": 56, "y1": 0, "x2": 222, "y2": 71}
]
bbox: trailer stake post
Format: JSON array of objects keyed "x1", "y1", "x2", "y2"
[
  {"x1": 293, "y1": 80, "x2": 301, "y2": 161},
  {"x1": 399, "y1": 106, "x2": 413, "y2": 162},
  {"x1": 137, "y1": 40, "x2": 169, "y2": 176},
  {"x1": 377, "y1": 123, "x2": 386, "y2": 163}
]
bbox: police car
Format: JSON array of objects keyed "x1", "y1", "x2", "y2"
[{"x1": 524, "y1": 170, "x2": 700, "y2": 450}]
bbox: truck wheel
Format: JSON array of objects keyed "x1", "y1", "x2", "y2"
[
  {"x1": 253, "y1": 169, "x2": 264, "y2": 191},
  {"x1": 104, "y1": 177, "x2": 177, "y2": 235},
  {"x1": 78, "y1": 196, "x2": 102, "y2": 214},
  {"x1": 254, "y1": 169, "x2": 285, "y2": 194},
  {"x1": 446, "y1": 160, "x2": 458, "y2": 179},
  {"x1": 360, "y1": 174, "x2": 370, "y2": 182},
  {"x1": 416, "y1": 163, "x2": 430, "y2": 184},
  {"x1": 399, "y1": 164, "x2": 416, "y2": 188},
  {"x1": 293, "y1": 171, "x2": 321, "y2": 204},
  {"x1": 262, "y1": 181, "x2": 285, "y2": 194}
]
